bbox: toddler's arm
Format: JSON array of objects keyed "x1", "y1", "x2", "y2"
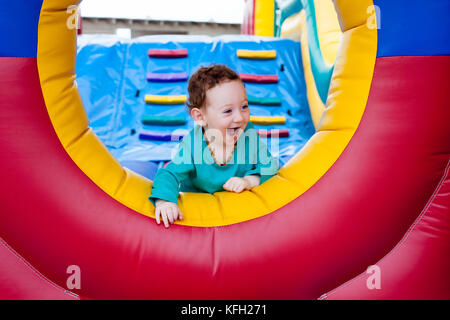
[{"x1": 149, "y1": 136, "x2": 194, "y2": 227}]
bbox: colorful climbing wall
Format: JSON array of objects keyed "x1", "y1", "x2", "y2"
[{"x1": 76, "y1": 34, "x2": 315, "y2": 178}]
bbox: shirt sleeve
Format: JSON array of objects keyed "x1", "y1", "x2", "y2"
[
  {"x1": 149, "y1": 138, "x2": 195, "y2": 206},
  {"x1": 244, "y1": 133, "x2": 279, "y2": 184}
]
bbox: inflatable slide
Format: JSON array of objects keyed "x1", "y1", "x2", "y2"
[
  {"x1": 0, "y1": 0, "x2": 449, "y2": 299},
  {"x1": 75, "y1": 34, "x2": 315, "y2": 175}
]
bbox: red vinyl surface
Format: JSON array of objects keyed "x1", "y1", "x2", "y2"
[
  {"x1": 0, "y1": 237, "x2": 79, "y2": 300},
  {"x1": 0, "y1": 55, "x2": 449, "y2": 299},
  {"x1": 239, "y1": 73, "x2": 279, "y2": 83},
  {"x1": 323, "y1": 161, "x2": 450, "y2": 299}
]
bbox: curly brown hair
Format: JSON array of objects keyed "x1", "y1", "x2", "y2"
[{"x1": 186, "y1": 64, "x2": 242, "y2": 111}]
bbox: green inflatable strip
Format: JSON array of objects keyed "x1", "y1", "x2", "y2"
[
  {"x1": 302, "y1": 0, "x2": 334, "y2": 104},
  {"x1": 247, "y1": 96, "x2": 282, "y2": 106},
  {"x1": 141, "y1": 115, "x2": 186, "y2": 126}
]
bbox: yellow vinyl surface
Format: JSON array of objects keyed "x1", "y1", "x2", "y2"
[
  {"x1": 314, "y1": 0, "x2": 341, "y2": 67},
  {"x1": 250, "y1": 116, "x2": 286, "y2": 125},
  {"x1": 237, "y1": 49, "x2": 277, "y2": 59},
  {"x1": 280, "y1": 1, "x2": 342, "y2": 129},
  {"x1": 145, "y1": 94, "x2": 187, "y2": 104},
  {"x1": 254, "y1": 0, "x2": 275, "y2": 37},
  {"x1": 36, "y1": 0, "x2": 377, "y2": 227}
]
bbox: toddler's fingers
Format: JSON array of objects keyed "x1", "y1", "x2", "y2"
[
  {"x1": 235, "y1": 182, "x2": 246, "y2": 193},
  {"x1": 232, "y1": 182, "x2": 241, "y2": 192},
  {"x1": 171, "y1": 207, "x2": 178, "y2": 223},
  {"x1": 155, "y1": 207, "x2": 161, "y2": 225},
  {"x1": 224, "y1": 177, "x2": 237, "y2": 187},
  {"x1": 178, "y1": 209, "x2": 183, "y2": 220},
  {"x1": 167, "y1": 208, "x2": 175, "y2": 224},
  {"x1": 226, "y1": 182, "x2": 236, "y2": 192},
  {"x1": 172, "y1": 207, "x2": 180, "y2": 221},
  {"x1": 161, "y1": 211, "x2": 170, "y2": 228}
]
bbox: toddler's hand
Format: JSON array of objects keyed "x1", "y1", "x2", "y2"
[
  {"x1": 223, "y1": 177, "x2": 250, "y2": 193},
  {"x1": 155, "y1": 199, "x2": 183, "y2": 228}
]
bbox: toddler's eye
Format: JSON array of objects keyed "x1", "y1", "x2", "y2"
[
  {"x1": 223, "y1": 109, "x2": 232, "y2": 114},
  {"x1": 241, "y1": 104, "x2": 249, "y2": 110}
]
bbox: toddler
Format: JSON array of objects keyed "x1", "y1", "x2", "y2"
[{"x1": 149, "y1": 64, "x2": 279, "y2": 227}]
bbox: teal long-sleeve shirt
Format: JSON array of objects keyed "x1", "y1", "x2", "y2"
[{"x1": 149, "y1": 122, "x2": 279, "y2": 206}]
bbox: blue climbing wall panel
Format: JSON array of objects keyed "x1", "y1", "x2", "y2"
[{"x1": 76, "y1": 34, "x2": 315, "y2": 178}]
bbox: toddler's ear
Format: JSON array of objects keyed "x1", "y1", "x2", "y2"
[{"x1": 191, "y1": 108, "x2": 206, "y2": 126}]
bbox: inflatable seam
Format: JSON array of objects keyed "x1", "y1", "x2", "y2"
[
  {"x1": 276, "y1": 170, "x2": 306, "y2": 190},
  {"x1": 320, "y1": 159, "x2": 450, "y2": 300},
  {"x1": 0, "y1": 236, "x2": 80, "y2": 299},
  {"x1": 113, "y1": 167, "x2": 129, "y2": 199},
  {"x1": 395, "y1": 159, "x2": 450, "y2": 247},
  {"x1": 214, "y1": 194, "x2": 226, "y2": 224},
  {"x1": 107, "y1": 43, "x2": 129, "y2": 146},
  {"x1": 211, "y1": 229, "x2": 219, "y2": 277},
  {"x1": 64, "y1": 126, "x2": 90, "y2": 150},
  {"x1": 248, "y1": 188, "x2": 270, "y2": 211}
]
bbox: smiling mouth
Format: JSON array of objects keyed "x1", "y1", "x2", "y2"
[{"x1": 226, "y1": 127, "x2": 241, "y2": 138}]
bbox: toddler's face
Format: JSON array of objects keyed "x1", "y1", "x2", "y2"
[{"x1": 196, "y1": 80, "x2": 249, "y2": 146}]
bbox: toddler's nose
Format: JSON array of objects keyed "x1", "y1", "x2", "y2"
[{"x1": 233, "y1": 110, "x2": 244, "y2": 123}]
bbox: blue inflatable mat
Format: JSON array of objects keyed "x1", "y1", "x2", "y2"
[{"x1": 76, "y1": 34, "x2": 315, "y2": 168}]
